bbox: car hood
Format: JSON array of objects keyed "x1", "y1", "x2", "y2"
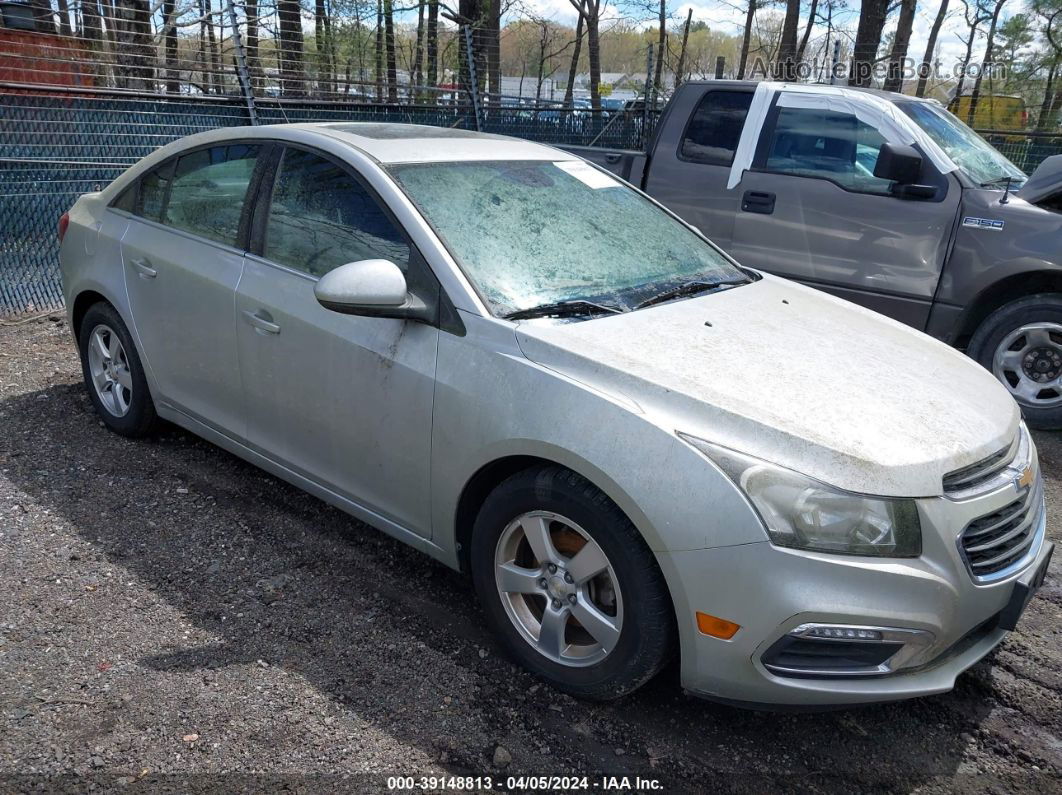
[
  {"x1": 1017, "y1": 154, "x2": 1062, "y2": 205},
  {"x1": 515, "y1": 276, "x2": 1019, "y2": 497}
]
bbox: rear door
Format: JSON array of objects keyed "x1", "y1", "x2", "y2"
[
  {"x1": 643, "y1": 85, "x2": 754, "y2": 249},
  {"x1": 120, "y1": 142, "x2": 262, "y2": 434},
  {"x1": 727, "y1": 101, "x2": 961, "y2": 329},
  {"x1": 234, "y1": 145, "x2": 439, "y2": 537}
]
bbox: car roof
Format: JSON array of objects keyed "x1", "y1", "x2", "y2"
[
  {"x1": 683, "y1": 79, "x2": 934, "y2": 104},
  {"x1": 276, "y1": 122, "x2": 575, "y2": 164}
]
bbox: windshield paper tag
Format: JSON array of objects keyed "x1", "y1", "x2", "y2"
[
  {"x1": 962, "y1": 216, "x2": 1004, "y2": 231},
  {"x1": 554, "y1": 160, "x2": 620, "y2": 189}
]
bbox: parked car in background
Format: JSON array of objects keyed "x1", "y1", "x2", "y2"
[
  {"x1": 59, "y1": 123, "x2": 1052, "y2": 708},
  {"x1": 568, "y1": 81, "x2": 1062, "y2": 428}
]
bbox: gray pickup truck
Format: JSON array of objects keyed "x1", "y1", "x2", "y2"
[{"x1": 569, "y1": 81, "x2": 1062, "y2": 428}]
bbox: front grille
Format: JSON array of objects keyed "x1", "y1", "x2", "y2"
[
  {"x1": 959, "y1": 477, "x2": 1044, "y2": 580},
  {"x1": 944, "y1": 437, "x2": 1018, "y2": 496}
]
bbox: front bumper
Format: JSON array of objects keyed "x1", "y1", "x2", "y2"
[{"x1": 658, "y1": 483, "x2": 1051, "y2": 707}]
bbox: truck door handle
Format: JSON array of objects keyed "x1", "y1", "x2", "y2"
[
  {"x1": 129, "y1": 257, "x2": 157, "y2": 278},
  {"x1": 741, "y1": 190, "x2": 776, "y2": 215},
  {"x1": 242, "y1": 309, "x2": 280, "y2": 335}
]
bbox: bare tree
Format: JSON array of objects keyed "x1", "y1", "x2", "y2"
[
  {"x1": 384, "y1": 0, "x2": 397, "y2": 100},
  {"x1": 162, "y1": 0, "x2": 179, "y2": 93},
  {"x1": 916, "y1": 0, "x2": 950, "y2": 96},
  {"x1": 775, "y1": 0, "x2": 801, "y2": 79},
  {"x1": 848, "y1": 0, "x2": 890, "y2": 86},
  {"x1": 952, "y1": 0, "x2": 993, "y2": 107},
  {"x1": 427, "y1": 0, "x2": 439, "y2": 94},
  {"x1": 567, "y1": 0, "x2": 603, "y2": 111},
  {"x1": 967, "y1": 0, "x2": 1008, "y2": 123},
  {"x1": 652, "y1": 0, "x2": 666, "y2": 104},
  {"x1": 674, "y1": 7, "x2": 693, "y2": 88},
  {"x1": 563, "y1": 12, "x2": 584, "y2": 107},
  {"x1": 883, "y1": 0, "x2": 917, "y2": 92},
  {"x1": 796, "y1": 0, "x2": 821, "y2": 64},
  {"x1": 1035, "y1": 1, "x2": 1062, "y2": 129},
  {"x1": 278, "y1": 0, "x2": 308, "y2": 96}
]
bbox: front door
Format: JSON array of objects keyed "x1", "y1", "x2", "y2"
[
  {"x1": 121, "y1": 143, "x2": 262, "y2": 434},
  {"x1": 235, "y1": 145, "x2": 439, "y2": 537},
  {"x1": 728, "y1": 102, "x2": 961, "y2": 329}
]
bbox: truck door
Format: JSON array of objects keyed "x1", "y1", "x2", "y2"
[
  {"x1": 727, "y1": 101, "x2": 961, "y2": 330},
  {"x1": 643, "y1": 86, "x2": 753, "y2": 250}
]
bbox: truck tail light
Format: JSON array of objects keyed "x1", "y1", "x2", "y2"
[{"x1": 58, "y1": 212, "x2": 70, "y2": 243}]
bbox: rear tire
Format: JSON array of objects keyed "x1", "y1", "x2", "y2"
[
  {"x1": 968, "y1": 294, "x2": 1062, "y2": 430},
  {"x1": 470, "y1": 466, "x2": 675, "y2": 701},
  {"x1": 78, "y1": 302, "x2": 157, "y2": 437}
]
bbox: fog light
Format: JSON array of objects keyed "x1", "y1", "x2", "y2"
[
  {"x1": 794, "y1": 624, "x2": 883, "y2": 641},
  {"x1": 696, "y1": 612, "x2": 740, "y2": 639},
  {"x1": 762, "y1": 623, "x2": 935, "y2": 678}
]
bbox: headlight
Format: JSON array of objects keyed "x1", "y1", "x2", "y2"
[{"x1": 680, "y1": 434, "x2": 921, "y2": 557}]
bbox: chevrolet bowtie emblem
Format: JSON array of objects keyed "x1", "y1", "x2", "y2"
[{"x1": 1016, "y1": 466, "x2": 1034, "y2": 490}]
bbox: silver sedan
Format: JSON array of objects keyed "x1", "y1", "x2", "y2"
[{"x1": 59, "y1": 123, "x2": 1053, "y2": 707}]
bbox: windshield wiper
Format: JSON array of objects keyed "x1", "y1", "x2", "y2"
[
  {"x1": 634, "y1": 278, "x2": 747, "y2": 310},
  {"x1": 503, "y1": 299, "x2": 626, "y2": 321},
  {"x1": 980, "y1": 175, "x2": 1024, "y2": 188}
]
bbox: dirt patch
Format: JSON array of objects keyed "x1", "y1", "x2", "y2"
[{"x1": 1, "y1": 314, "x2": 1059, "y2": 792}]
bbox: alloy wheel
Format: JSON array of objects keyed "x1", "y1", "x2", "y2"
[
  {"x1": 494, "y1": 510, "x2": 623, "y2": 667},
  {"x1": 86, "y1": 323, "x2": 133, "y2": 417}
]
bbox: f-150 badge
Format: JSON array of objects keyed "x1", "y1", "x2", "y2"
[{"x1": 962, "y1": 217, "x2": 1005, "y2": 231}]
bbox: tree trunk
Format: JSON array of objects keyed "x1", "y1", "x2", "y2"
[
  {"x1": 563, "y1": 12, "x2": 583, "y2": 107},
  {"x1": 375, "y1": 2, "x2": 384, "y2": 100},
  {"x1": 1038, "y1": 60, "x2": 1059, "y2": 131},
  {"x1": 737, "y1": 0, "x2": 756, "y2": 80},
  {"x1": 245, "y1": 0, "x2": 262, "y2": 92},
  {"x1": 427, "y1": 0, "x2": 439, "y2": 98},
  {"x1": 29, "y1": 0, "x2": 56, "y2": 34},
  {"x1": 848, "y1": 0, "x2": 890, "y2": 87},
  {"x1": 277, "y1": 0, "x2": 307, "y2": 97},
  {"x1": 487, "y1": 0, "x2": 500, "y2": 104},
  {"x1": 162, "y1": 0, "x2": 178, "y2": 93},
  {"x1": 56, "y1": 0, "x2": 72, "y2": 36},
  {"x1": 114, "y1": 0, "x2": 153, "y2": 90},
  {"x1": 652, "y1": 0, "x2": 665, "y2": 105},
  {"x1": 882, "y1": 0, "x2": 916, "y2": 93},
  {"x1": 967, "y1": 0, "x2": 1007, "y2": 125},
  {"x1": 775, "y1": 0, "x2": 801, "y2": 80},
  {"x1": 315, "y1": 0, "x2": 332, "y2": 97},
  {"x1": 414, "y1": 1, "x2": 425, "y2": 95},
  {"x1": 796, "y1": 0, "x2": 819, "y2": 64},
  {"x1": 586, "y1": 3, "x2": 601, "y2": 111},
  {"x1": 916, "y1": 0, "x2": 949, "y2": 97},
  {"x1": 82, "y1": 0, "x2": 104, "y2": 84},
  {"x1": 384, "y1": 0, "x2": 397, "y2": 101},
  {"x1": 674, "y1": 7, "x2": 693, "y2": 89},
  {"x1": 207, "y1": 0, "x2": 222, "y2": 95}
]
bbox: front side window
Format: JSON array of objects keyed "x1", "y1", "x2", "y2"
[
  {"x1": 764, "y1": 106, "x2": 893, "y2": 195},
  {"x1": 264, "y1": 148, "x2": 410, "y2": 277},
  {"x1": 164, "y1": 144, "x2": 260, "y2": 246},
  {"x1": 388, "y1": 160, "x2": 747, "y2": 316},
  {"x1": 681, "y1": 91, "x2": 753, "y2": 165}
]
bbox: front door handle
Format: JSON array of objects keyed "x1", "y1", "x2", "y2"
[
  {"x1": 129, "y1": 257, "x2": 157, "y2": 278},
  {"x1": 741, "y1": 190, "x2": 776, "y2": 215},
  {"x1": 242, "y1": 309, "x2": 280, "y2": 335}
]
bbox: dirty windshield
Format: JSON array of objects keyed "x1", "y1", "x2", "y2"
[
  {"x1": 388, "y1": 160, "x2": 748, "y2": 317},
  {"x1": 898, "y1": 101, "x2": 1026, "y2": 187}
]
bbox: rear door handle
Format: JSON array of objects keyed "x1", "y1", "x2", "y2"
[
  {"x1": 242, "y1": 309, "x2": 280, "y2": 335},
  {"x1": 129, "y1": 257, "x2": 157, "y2": 278},
  {"x1": 741, "y1": 190, "x2": 776, "y2": 215}
]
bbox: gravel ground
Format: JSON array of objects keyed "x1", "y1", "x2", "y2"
[{"x1": 1, "y1": 313, "x2": 1060, "y2": 794}]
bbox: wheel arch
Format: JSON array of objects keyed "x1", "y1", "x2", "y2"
[
  {"x1": 954, "y1": 270, "x2": 1062, "y2": 349},
  {"x1": 71, "y1": 289, "x2": 112, "y2": 338}
]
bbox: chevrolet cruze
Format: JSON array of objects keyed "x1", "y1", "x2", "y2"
[{"x1": 59, "y1": 123, "x2": 1053, "y2": 707}]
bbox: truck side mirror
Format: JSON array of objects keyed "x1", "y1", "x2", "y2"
[
  {"x1": 874, "y1": 142, "x2": 923, "y2": 184},
  {"x1": 875, "y1": 142, "x2": 937, "y2": 200}
]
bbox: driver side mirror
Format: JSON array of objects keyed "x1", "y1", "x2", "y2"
[
  {"x1": 314, "y1": 259, "x2": 435, "y2": 323},
  {"x1": 874, "y1": 142, "x2": 937, "y2": 200}
]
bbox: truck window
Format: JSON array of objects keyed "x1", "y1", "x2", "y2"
[
  {"x1": 680, "y1": 91, "x2": 753, "y2": 166},
  {"x1": 763, "y1": 106, "x2": 893, "y2": 195}
]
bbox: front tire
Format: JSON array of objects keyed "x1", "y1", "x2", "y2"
[
  {"x1": 470, "y1": 466, "x2": 675, "y2": 700},
  {"x1": 78, "y1": 302, "x2": 157, "y2": 437},
  {"x1": 969, "y1": 294, "x2": 1062, "y2": 430}
]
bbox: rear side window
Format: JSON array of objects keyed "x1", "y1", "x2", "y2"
[
  {"x1": 165, "y1": 144, "x2": 260, "y2": 247},
  {"x1": 763, "y1": 106, "x2": 892, "y2": 195},
  {"x1": 112, "y1": 183, "x2": 136, "y2": 212},
  {"x1": 136, "y1": 161, "x2": 173, "y2": 222},
  {"x1": 681, "y1": 91, "x2": 753, "y2": 166},
  {"x1": 263, "y1": 148, "x2": 410, "y2": 277}
]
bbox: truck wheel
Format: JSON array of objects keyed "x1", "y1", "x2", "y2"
[
  {"x1": 968, "y1": 293, "x2": 1062, "y2": 430},
  {"x1": 470, "y1": 466, "x2": 675, "y2": 701}
]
